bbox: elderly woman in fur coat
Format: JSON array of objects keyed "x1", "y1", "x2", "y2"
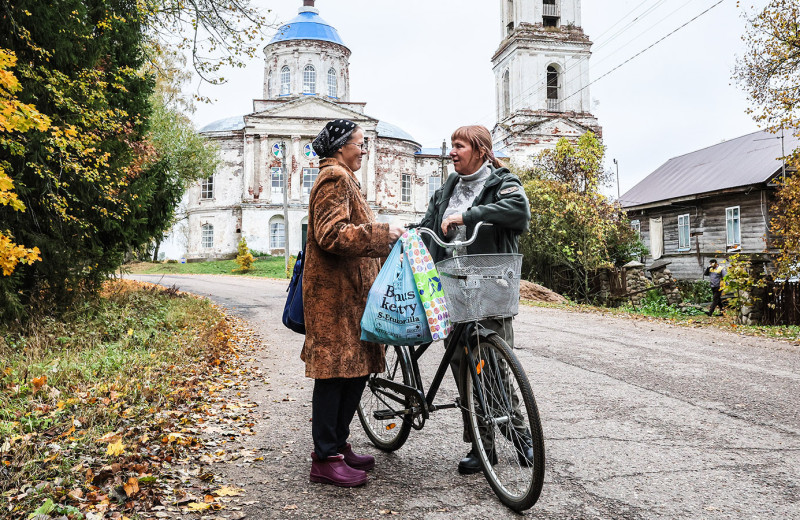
[{"x1": 301, "y1": 119, "x2": 403, "y2": 488}]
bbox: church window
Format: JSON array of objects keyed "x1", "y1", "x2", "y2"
[
  {"x1": 678, "y1": 214, "x2": 690, "y2": 250},
  {"x1": 280, "y1": 66, "x2": 291, "y2": 96},
  {"x1": 543, "y1": 0, "x2": 559, "y2": 26},
  {"x1": 428, "y1": 174, "x2": 442, "y2": 200},
  {"x1": 303, "y1": 168, "x2": 320, "y2": 200},
  {"x1": 267, "y1": 69, "x2": 273, "y2": 98},
  {"x1": 303, "y1": 65, "x2": 316, "y2": 95},
  {"x1": 201, "y1": 176, "x2": 213, "y2": 199},
  {"x1": 270, "y1": 217, "x2": 285, "y2": 249},
  {"x1": 271, "y1": 167, "x2": 284, "y2": 203},
  {"x1": 328, "y1": 68, "x2": 337, "y2": 98},
  {"x1": 547, "y1": 65, "x2": 561, "y2": 111},
  {"x1": 401, "y1": 174, "x2": 412, "y2": 203},
  {"x1": 201, "y1": 224, "x2": 214, "y2": 249},
  {"x1": 502, "y1": 69, "x2": 511, "y2": 118}
]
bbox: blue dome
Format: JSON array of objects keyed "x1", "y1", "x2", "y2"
[
  {"x1": 269, "y1": 10, "x2": 346, "y2": 46},
  {"x1": 377, "y1": 121, "x2": 418, "y2": 144}
]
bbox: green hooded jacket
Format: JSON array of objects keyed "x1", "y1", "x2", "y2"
[{"x1": 419, "y1": 164, "x2": 531, "y2": 263}]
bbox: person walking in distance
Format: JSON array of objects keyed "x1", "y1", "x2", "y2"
[{"x1": 704, "y1": 259, "x2": 727, "y2": 316}]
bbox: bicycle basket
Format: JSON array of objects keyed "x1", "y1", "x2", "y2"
[{"x1": 436, "y1": 254, "x2": 522, "y2": 323}]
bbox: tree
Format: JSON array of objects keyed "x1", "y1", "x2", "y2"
[
  {"x1": 0, "y1": 49, "x2": 46, "y2": 277},
  {"x1": 140, "y1": 0, "x2": 276, "y2": 84},
  {"x1": 734, "y1": 0, "x2": 799, "y2": 138},
  {"x1": 518, "y1": 133, "x2": 645, "y2": 301},
  {"x1": 735, "y1": 0, "x2": 800, "y2": 279},
  {"x1": 0, "y1": 0, "x2": 155, "y2": 320}
]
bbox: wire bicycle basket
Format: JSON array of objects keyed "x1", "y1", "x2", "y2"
[{"x1": 436, "y1": 254, "x2": 522, "y2": 323}]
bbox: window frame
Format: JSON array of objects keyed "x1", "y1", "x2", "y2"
[
  {"x1": 677, "y1": 213, "x2": 690, "y2": 251},
  {"x1": 726, "y1": 206, "x2": 741, "y2": 251},
  {"x1": 630, "y1": 219, "x2": 640, "y2": 238},
  {"x1": 428, "y1": 174, "x2": 442, "y2": 201},
  {"x1": 303, "y1": 167, "x2": 320, "y2": 200},
  {"x1": 270, "y1": 166, "x2": 284, "y2": 202},
  {"x1": 201, "y1": 224, "x2": 214, "y2": 249},
  {"x1": 270, "y1": 218, "x2": 285, "y2": 250},
  {"x1": 401, "y1": 173, "x2": 412, "y2": 204},
  {"x1": 327, "y1": 68, "x2": 337, "y2": 98},
  {"x1": 303, "y1": 64, "x2": 316, "y2": 95},
  {"x1": 200, "y1": 176, "x2": 214, "y2": 200},
  {"x1": 280, "y1": 66, "x2": 291, "y2": 96}
]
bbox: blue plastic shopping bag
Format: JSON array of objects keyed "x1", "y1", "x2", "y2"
[{"x1": 360, "y1": 240, "x2": 432, "y2": 346}]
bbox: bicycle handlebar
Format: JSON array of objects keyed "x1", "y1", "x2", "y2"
[{"x1": 406, "y1": 221, "x2": 491, "y2": 250}]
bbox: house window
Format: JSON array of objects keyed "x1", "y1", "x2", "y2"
[
  {"x1": 201, "y1": 224, "x2": 213, "y2": 249},
  {"x1": 328, "y1": 68, "x2": 337, "y2": 98},
  {"x1": 280, "y1": 66, "x2": 290, "y2": 95},
  {"x1": 303, "y1": 168, "x2": 320, "y2": 199},
  {"x1": 270, "y1": 217, "x2": 285, "y2": 249},
  {"x1": 271, "y1": 167, "x2": 284, "y2": 202},
  {"x1": 502, "y1": 69, "x2": 511, "y2": 118},
  {"x1": 201, "y1": 176, "x2": 213, "y2": 199},
  {"x1": 303, "y1": 65, "x2": 316, "y2": 95},
  {"x1": 726, "y1": 206, "x2": 741, "y2": 250},
  {"x1": 678, "y1": 214, "x2": 690, "y2": 250},
  {"x1": 428, "y1": 175, "x2": 442, "y2": 200},
  {"x1": 630, "y1": 219, "x2": 640, "y2": 238},
  {"x1": 401, "y1": 174, "x2": 412, "y2": 203}
]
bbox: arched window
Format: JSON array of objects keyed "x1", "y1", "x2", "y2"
[
  {"x1": 267, "y1": 69, "x2": 273, "y2": 98},
  {"x1": 303, "y1": 65, "x2": 316, "y2": 95},
  {"x1": 502, "y1": 69, "x2": 511, "y2": 118},
  {"x1": 327, "y1": 68, "x2": 337, "y2": 98},
  {"x1": 280, "y1": 66, "x2": 291, "y2": 96},
  {"x1": 270, "y1": 216, "x2": 285, "y2": 249},
  {"x1": 201, "y1": 224, "x2": 214, "y2": 249},
  {"x1": 547, "y1": 65, "x2": 560, "y2": 111}
]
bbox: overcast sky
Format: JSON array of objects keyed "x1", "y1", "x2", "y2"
[{"x1": 186, "y1": 0, "x2": 769, "y2": 197}]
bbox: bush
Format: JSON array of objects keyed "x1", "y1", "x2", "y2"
[
  {"x1": 234, "y1": 237, "x2": 255, "y2": 272},
  {"x1": 677, "y1": 280, "x2": 712, "y2": 304}
]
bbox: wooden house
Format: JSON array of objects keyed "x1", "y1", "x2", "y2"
[{"x1": 619, "y1": 129, "x2": 798, "y2": 280}]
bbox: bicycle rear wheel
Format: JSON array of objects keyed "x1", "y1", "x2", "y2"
[
  {"x1": 357, "y1": 345, "x2": 414, "y2": 451},
  {"x1": 462, "y1": 332, "x2": 545, "y2": 511}
]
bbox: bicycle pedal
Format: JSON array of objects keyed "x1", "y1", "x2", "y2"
[{"x1": 373, "y1": 409, "x2": 401, "y2": 420}]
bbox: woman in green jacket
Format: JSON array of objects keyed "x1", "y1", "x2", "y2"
[{"x1": 419, "y1": 124, "x2": 532, "y2": 474}]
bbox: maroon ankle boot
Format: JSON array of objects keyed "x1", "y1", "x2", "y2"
[
  {"x1": 310, "y1": 452, "x2": 367, "y2": 487},
  {"x1": 339, "y1": 443, "x2": 375, "y2": 471}
]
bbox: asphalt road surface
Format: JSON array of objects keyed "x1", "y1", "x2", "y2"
[{"x1": 129, "y1": 274, "x2": 800, "y2": 520}]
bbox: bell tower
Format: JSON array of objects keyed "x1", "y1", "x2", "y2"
[{"x1": 493, "y1": 0, "x2": 601, "y2": 164}]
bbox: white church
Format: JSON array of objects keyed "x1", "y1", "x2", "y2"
[{"x1": 162, "y1": 0, "x2": 601, "y2": 260}]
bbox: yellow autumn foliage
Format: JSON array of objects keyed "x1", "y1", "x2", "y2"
[{"x1": 0, "y1": 48, "x2": 49, "y2": 276}]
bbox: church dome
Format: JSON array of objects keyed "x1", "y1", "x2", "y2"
[{"x1": 268, "y1": 4, "x2": 346, "y2": 47}]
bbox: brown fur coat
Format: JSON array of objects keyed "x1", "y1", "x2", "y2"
[{"x1": 300, "y1": 158, "x2": 390, "y2": 379}]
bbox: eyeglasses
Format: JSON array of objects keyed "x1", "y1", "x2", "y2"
[{"x1": 346, "y1": 142, "x2": 368, "y2": 151}]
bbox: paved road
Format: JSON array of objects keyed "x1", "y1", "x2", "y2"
[{"x1": 130, "y1": 274, "x2": 800, "y2": 519}]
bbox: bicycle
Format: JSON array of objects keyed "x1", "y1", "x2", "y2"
[{"x1": 357, "y1": 222, "x2": 545, "y2": 511}]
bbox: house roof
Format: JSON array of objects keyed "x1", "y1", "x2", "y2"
[{"x1": 620, "y1": 129, "x2": 799, "y2": 209}]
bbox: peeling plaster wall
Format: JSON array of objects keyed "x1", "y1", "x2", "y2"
[{"x1": 263, "y1": 40, "x2": 351, "y2": 101}]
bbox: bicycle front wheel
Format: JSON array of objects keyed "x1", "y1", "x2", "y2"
[
  {"x1": 462, "y1": 332, "x2": 545, "y2": 511},
  {"x1": 357, "y1": 345, "x2": 414, "y2": 451}
]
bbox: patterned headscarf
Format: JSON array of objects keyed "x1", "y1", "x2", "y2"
[{"x1": 312, "y1": 119, "x2": 358, "y2": 158}]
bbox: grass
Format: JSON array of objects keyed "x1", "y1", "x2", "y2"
[
  {"x1": 0, "y1": 280, "x2": 238, "y2": 519},
  {"x1": 124, "y1": 255, "x2": 288, "y2": 278}
]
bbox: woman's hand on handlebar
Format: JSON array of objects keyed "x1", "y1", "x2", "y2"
[{"x1": 441, "y1": 214, "x2": 464, "y2": 236}]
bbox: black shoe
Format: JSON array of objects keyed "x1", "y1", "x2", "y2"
[
  {"x1": 706, "y1": 311, "x2": 713, "y2": 316},
  {"x1": 515, "y1": 439, "x2": 535, "y2": 467},
  {"x1": 457, "y1": 448, "x2": 496, "y2": 475}
]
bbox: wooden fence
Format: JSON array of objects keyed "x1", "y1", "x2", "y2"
[{"x1": 763, "y1": 281, "x2": 800, "y2": 326}]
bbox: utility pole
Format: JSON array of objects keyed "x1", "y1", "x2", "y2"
[
  {"x1": 440, "y1": 140, "x2": 448, "y2": 183},
  {"x1": 613, "y1": 158, "x2": 620, "y2": 200},
  {"x1": 280, "y1": 141, "x2": 289, "y2": 274}
]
